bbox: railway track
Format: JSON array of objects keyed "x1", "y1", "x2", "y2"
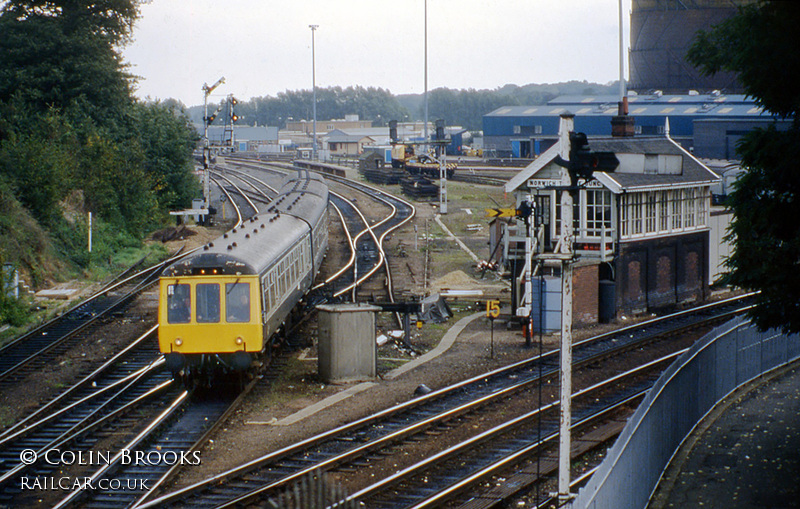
[
  {"x1": 0, "y1": 158, "x2": 402, "y2": 507},
  {"x1": 56, "y1": 350, "x2": 295, "y2": 509},
  {"x1": 450, "y1": 173, "x2": 508, "y2": 187},
  {"x1": 1, "y1": 156, "x2": 745, "y2": 506},
  {"x1": 222, "y1": 157, "x2": 416, "y2": 308},
  {"x1": 0, "y1": 329, "x2": 177, "y2": 507},
  {"x1": 3, "y1": 164, "x2": 315, "y2": 508},
  {"x1": 0, "y1": 258, "x2": 170, "y2": 388},
  {"x1": 325, "y1": 173, "x2": 416, "y2": 291},
  {"x1": 216, "y1": 159, "x2": 387, "y2": 300},
  {"x1": 350, "y1": 352, "x2": 678, "y2": 508},
  {"x1": 50, "y1": 388, "x2": 239, "y2": 509},
  {"x1": 137, "y1": 294, "x2": 753, "y2": 508},
  {"x1": 226, "y1": 157, "x2": 423, "y2": 347}
]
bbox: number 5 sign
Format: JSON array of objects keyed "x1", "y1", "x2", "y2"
[{"x1": 485, "y1": 299, "x2": 500, "y2": 359}]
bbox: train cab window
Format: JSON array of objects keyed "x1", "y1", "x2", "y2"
[
  {"x1": 226, "y1": 282, "x2": 251, "y2": 323},
  {"x1": 196, "y1": 283, "x2": 220, "y2": 323},
  {"x1": 167, "y1": 284, "x2": 191, "y2": 324}
]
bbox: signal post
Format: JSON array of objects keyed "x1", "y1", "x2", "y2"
[
  {"x1": 509, "y1": 114, "x2": 619, "y2": 503},
  {"x1": 201, "y1": 77, "x2": 225, "y2": 223}
]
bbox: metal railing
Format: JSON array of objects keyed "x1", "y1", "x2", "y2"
[{"x1": 572, "y1": 315, "x2": 800, "y2": 509}]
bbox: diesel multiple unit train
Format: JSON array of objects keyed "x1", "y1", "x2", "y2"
[{"x1": 158, "y1": 169, "x2": 329, "y2": 384}]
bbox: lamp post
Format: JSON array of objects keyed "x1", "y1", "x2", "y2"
[
  {"x1": 309, "y1": 24, "x2": 319, "y2": 161},
  {"x1": 618, "y1": 0, "x2": 626, "y2": 101},
  {"x1": 423, "y1": 0, "x2": 428, "y2": 153}
]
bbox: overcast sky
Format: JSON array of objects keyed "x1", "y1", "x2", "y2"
[{"x1": 123, "y1": 0, "x2": 632, "y2": 107}]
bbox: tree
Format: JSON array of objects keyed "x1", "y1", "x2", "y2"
[
  {"x1": 0, "y1": 0, "x2": 200, "y2": 254},
  {"x1": 688, "y1": 1, "x2": 800, "y2": 334},
  {"x1": 0, "y1": 0, "x2": 140, "y2": 126},
  {"x1": 130, "y1": 101, "x2": 200, "y2": 213},
  {"x1": 426, "y1": 87, "x2": 523, "y2": 131},
  {"x1": 0, "y1": 110, "x2": 78, "y2": 227},
  {"x1": 1, "y1": 0, "x2": 139, "y2": 44}
]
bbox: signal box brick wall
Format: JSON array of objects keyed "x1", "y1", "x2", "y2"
[
  {"x1": 615, "y1": 231, "x2": 710, "y2": 316},
  {"x1": 573, "y1": 263, "x2": 599, "y2": 324}
]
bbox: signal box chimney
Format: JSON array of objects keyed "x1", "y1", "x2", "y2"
[{"x1": 611, "y1": 97, "x2": 636, "y2": 137}]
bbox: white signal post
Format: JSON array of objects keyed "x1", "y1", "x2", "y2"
[
  {"x1": 439, "y1": 150, "x2": 448, "y2": 214},
  {"x1": 527, "y1": 114, "x2": 578, "y2": 503},
  {"x1": 557, "y1": 114, "x2": 575, "y2": 503},
  {"x1": 523, "y1": 196, "x2": 534, "y2": 348},
  {"x1": 202, "y1": 76, "x2": 225, "y2": 215}
]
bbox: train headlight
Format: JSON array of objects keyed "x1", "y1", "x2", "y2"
[
  {"x1": 175, "y1": 338, "x2": 183, "y2": 346},
  {"x1": 235, "y1": 337, "x2": 244, "y2": 345}
]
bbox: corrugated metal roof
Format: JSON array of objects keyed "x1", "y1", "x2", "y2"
[
  {"x1": 549, "y1": 93, "x2": 751, "y2": 104},
  {"x1": 485, "y1": 94, "x2": 772, "y2": 119},
  {"x1": 324, "y1": 129, "x2": 374, "y2": 143}
]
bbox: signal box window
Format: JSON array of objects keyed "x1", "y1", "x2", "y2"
[
  {"x1": 226, "y1": 282, "x2": 251, "y2": 323},
  {"x1": 167, "y1": 284, "x2": 191, "y2": 324},
  {"x1": 196, "y1": 283, "x2": 220, "y2": 323}
]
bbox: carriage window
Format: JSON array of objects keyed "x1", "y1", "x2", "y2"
[
  {"x1": 196, "y1": 283, "x2": 220, "y2": 323},
  {"x1": 167, "y1": 284, "x2": 191, "y2": 324},
  {"x1": 226, "y1": 282, "x2": 251, "y2": 323}
]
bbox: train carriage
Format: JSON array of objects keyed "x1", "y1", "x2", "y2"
[{"x1": 158, "y1": 170, "x2": 328, "y2": 383}]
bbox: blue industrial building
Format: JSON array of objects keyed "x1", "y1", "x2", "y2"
[{"x1": 483, "y1": 92, "x2": 785, "y2": 159}]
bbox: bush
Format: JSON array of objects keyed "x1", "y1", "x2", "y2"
[{"x1": 0, "y1": 294, "x2": 28, "y2": 327}]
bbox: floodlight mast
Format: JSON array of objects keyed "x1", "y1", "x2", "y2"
[
  {"x1": 202, "y1": 77, "x2": 225, "y2": 219},
  {"x1": 309, "y1": 25, "x2": 319, "y2": 160}
]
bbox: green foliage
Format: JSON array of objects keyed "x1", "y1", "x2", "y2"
[
  {"x1": 76, "y1": 131, "x2": 157, "y2": 235},
  {"x1": 0, "y1": 178, "x2": 61, "y2": 288},
  {"x1": 0, "y1": 262, "x2": 28, "y2": 326},
  {"x1": 0, "y1": 295, "x2": 28, "y2": 327},
  {"x1": 2, "y1": 0, "x2": 139, "y2": 45},
  {"x1": 203, "y1": 86, "x2": 410, "y2": 130},
  {"x1": 688, "y1": 1, "x2": 800, "y2": 120},
  {"x1": 49, "y1": 212, "x2": 141, "y2": 271},
  {"x1": 0, "y1": 110, "x2": 78, "y2": 226},
  {"x1": 0, "y1": 1, "x2": 139, "y2": 127},
  {"x1": 0, "y1": 0, "x2": 199, "y2": 299},
  {"x1": 191, "y1": 81, "x2": 619, "y2": 132},
  {"x1": 721, "y1": 127, "x2": 800, "y2": 333},
  {"x1": 129, "y1": 101, "x2": 201, "y2": 212},
  {"x1": 425, "y1": 88, "x2": 519, "y2": 131},
  {"x1": 688, "y1": 1, "x2": 800, "y2": 333}
]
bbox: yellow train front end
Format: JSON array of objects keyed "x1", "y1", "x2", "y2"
[{"x1": 158, "y1": 274, "x2": 263, "y2": 378}]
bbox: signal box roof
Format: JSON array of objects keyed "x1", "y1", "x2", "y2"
[{"x1": 505, "y1": 135, "x2": 720, "y2": 195}]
